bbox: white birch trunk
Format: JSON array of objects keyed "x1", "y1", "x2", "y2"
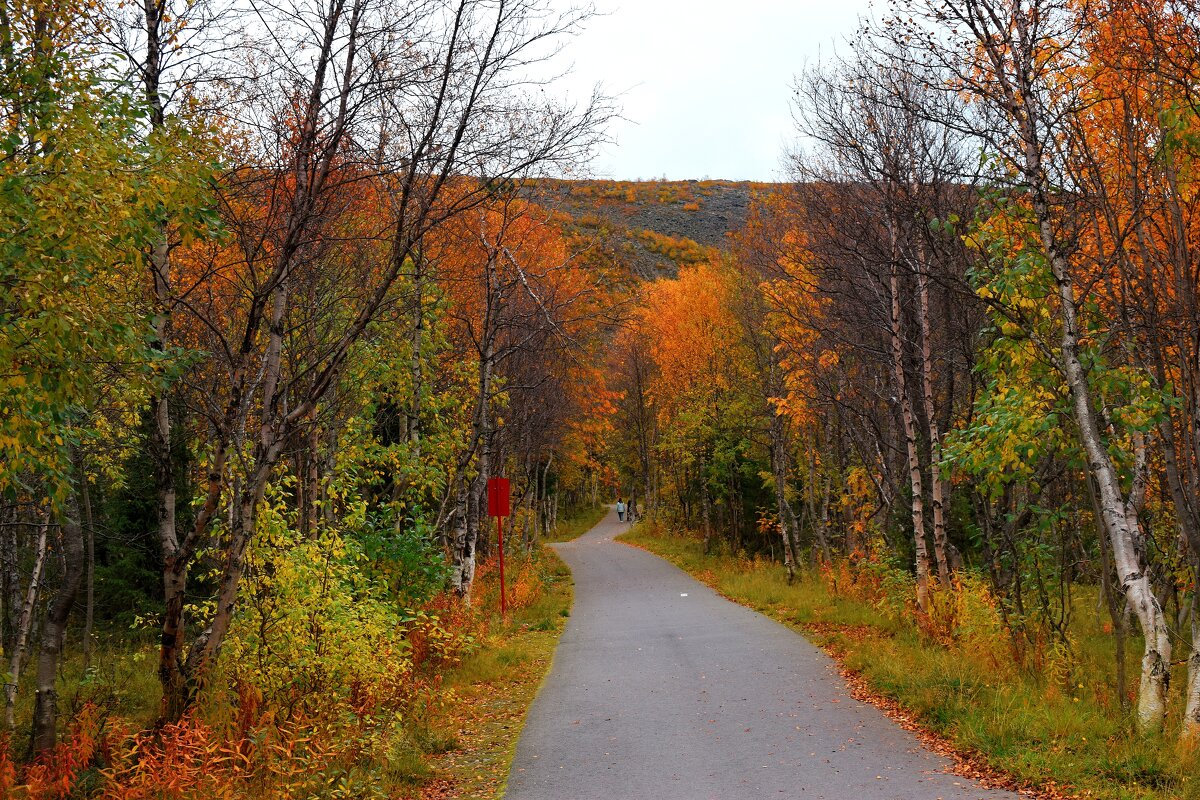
[
  {"x1": 957, "y1": 6, "x2": 1174, "y2": 730},
  {"x1": 915, "y1": 244, "x2": 951, "y2": 585},
  {"x1": 1024, "y1": 149, "x2": 1170, "y2": 732},
  {"x1": 890, "y1": 246, "x2": 931, "y2": 610},
  {"x1": 450, "y1": 478, "x2": 475, "y2": 602},
  {"x1": 5, "y1": 512, "x2": 48, "y2": 730},
  {"x1": 1185, "y1": 590, "x2": 1200, "y2": 739}
]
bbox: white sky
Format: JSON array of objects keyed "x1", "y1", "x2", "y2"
[{"x1": 546, "y1": 0, "x2": 878, "y2": 181}]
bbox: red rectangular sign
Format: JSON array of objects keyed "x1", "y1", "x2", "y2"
[{"x1": 487, "y1": 477, "x2": 510, "y2": 517}]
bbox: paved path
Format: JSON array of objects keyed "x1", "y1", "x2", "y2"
[{"x1": 505, "y1": 508, "x2": 1020, "y2": 800}]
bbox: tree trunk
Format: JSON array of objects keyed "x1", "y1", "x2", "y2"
[
  {"x1": 769, "y1": 422, "x2": 799, "y2": 582},
  {"x1": 80, "y1": 464, "x2": 95, "y2": 670},
  {"x1": 1155, "y1": 373, "x2": 1200, "y2": 734},
  {"x1": 700, "y1": 454, "x2": 713, "y2": 554},
  {"x1": 31, "y1": 475, "x2": 85, "y2": 754},
  {"x1": 454, "y1": 328, "x2": 493, "y2": 602},
  {"x1": 6, "y1": 510, "x2": 48, "y2": 730},
  {"x1": 960, "y1": 5, "x2": 1175, "y2": 734},
  {"x1": 524, "y1": 460, "x2": 536, "y2": 549},
  {"x1": 1097, "y1": 506, "x2": 1129, "y2": 715},
  {"x1": 1185, "y1": 589, "x2": 1200, "y2": 738},
  {"x1": 162, "y1": 237, "x2": 295, "y2": 718},
  {"x1": 450, "y1": 477, "x2": 475, "y2": 600},
  {"x1": 1026, "y1": 145, "x2": 1169, "y2": 732},
  {"x1": 409, "y1": 250, "x2": 425, "y2": 460},
  {"x1": 1, "y1": 507, "x2": 19, "y2": 663},
  {"x1": 159, "y1": 551, "x2": 189, "y2": 722},
  {"x1": 174, "y1": 467, "x2": 276, "y2": 714},
  {"x1": 890, "y1": 244, "x2": 931, "y2": 611},
  {"x1": 304, "y1": 421, "x2": 320, "y2": 539},
  {"x1": 141, "y1": 0, "x2": 192, "y2": 722},
  {"x1": 915, "y1": 243, "x2": 951, "y2": 586},
  {"x1": 541, "y1": 455, "x2": 554, "y2": 536},
  {"x1": 806, "y1": 446, "x2": 834, "y2": 563},
  {"x1": 470, "y1": 470, "x2": 487, "y2": 561}
]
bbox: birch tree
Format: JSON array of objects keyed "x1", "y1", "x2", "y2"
[
  {"x1": 148, "y1": 0, "x2": 608, "y2": 717},
  {"x1": 438, "y1": 195, "x2": 608, "y2": 599},
  {"x1": 789, "y1": 47, "x2": 976, "y2": 605},
  {"x1": 891, "y1": 0, "x2": 1173, "y2": 732}
]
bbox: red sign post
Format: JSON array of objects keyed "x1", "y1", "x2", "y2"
[{"x1": 486, "y1": 477, "x2": 511, "y2": 615}]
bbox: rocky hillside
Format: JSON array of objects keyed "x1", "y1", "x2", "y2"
[{"x1": 531, "y1": 179, "x2": 776, "y2": 279}]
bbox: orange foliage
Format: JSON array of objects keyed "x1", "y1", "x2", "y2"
[
  {"x1": 432, "y1": 198, "x2": 571, "y2": 333},
  {"x1": 635, "y1": 259, "x2": 749, "y2": 426},
  {"x1": 759, "y1": 236, "x2": 827, "y2": 427},
  {"x1": 557, "y1": 361, "x2": 621, "y2": 491},
  {"x1": 500, "y1": 558, "x2": 545, "y2": 611},
  {"x1": 1073, "y1": 0, "x2": 1200, "y2": 336},
  {"x1": 738, "y1": 192, "x2": 832, "y2": 429},
  {"x1": 1, "y1": 704, "x2": 115, "y2": 799},
  {"x1": 408, "y1": 593, "x2": 486, "y2": 670},
  {"x1": 432, "y1": 195, "x2": 620, "y2": 496}
]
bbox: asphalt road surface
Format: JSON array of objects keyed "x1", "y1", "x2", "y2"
[{"x1": 504, "y1": 508, "x2": 1020, "y2": 800}]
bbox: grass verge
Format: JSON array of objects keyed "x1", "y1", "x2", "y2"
[
  {"x1": 617, "y1": 523, "x2": 1200, "y2": 800},
  {"x1": 415, "y1": 545, "x2": 575, "y2": 798},
  {"x1": 541, "y1": 503, "x2": 606, "y2": 543}
]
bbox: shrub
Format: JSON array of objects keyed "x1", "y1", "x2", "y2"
[
  {"x1": 821, "y1": 556, "x2": 1008, "y2": 671},
  {"x1": 13, "y1": 703, "x2": 112, "y2": 799},
  {"x1": 221, "y1": 504, "x2": 413, "y2": 721}
]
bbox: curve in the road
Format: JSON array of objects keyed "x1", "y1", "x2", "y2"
[{"x1": 505, "y1": 508, "x2": 1020, "y2": 800}]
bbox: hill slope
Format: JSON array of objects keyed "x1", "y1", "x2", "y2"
[{"x1": 532, "y1": 179, "x2": 776, "y2": 278}]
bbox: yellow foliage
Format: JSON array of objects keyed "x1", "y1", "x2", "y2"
[{"x1": 222, "y1": 495, "x2": 416, "y2": 719}]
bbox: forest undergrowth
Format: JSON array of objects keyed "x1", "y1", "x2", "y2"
[
  {"x1": 0, "y1": 516, "x2": 584, "y2": 800},
  {"x1": 414, "y1": 547, "x2": 574, "y2": 800},
  {"x1": 619, "y1": 522, "x2": 1200, "y2": 800}
]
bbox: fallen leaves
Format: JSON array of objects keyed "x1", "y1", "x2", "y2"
[{"x1": 800, "y1": 622, "x2": 875, "y2": 645}]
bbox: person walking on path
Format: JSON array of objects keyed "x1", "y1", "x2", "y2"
[{"x1": 616, "y1": 498, "x2": 626, "y2": 522}]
